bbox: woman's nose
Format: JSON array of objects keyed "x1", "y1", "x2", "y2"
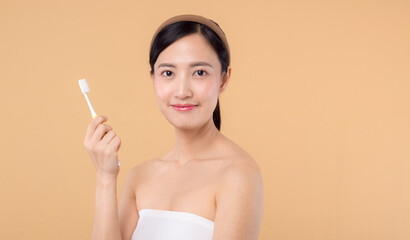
[{"x1": 175, "y1": 73, "x2": 192, "y2": 98}]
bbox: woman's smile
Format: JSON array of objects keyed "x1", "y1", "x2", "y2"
[{"x1": 172, "y1": 105, "x2": 197, "y2": 111}]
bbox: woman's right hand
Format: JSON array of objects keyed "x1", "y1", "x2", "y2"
[{"x1": 83, "y1": 115, "x2": 121, "y2": 178}]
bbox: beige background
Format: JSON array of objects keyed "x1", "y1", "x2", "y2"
[{"x1": 1, "y1": 0, "x2": 409, "y2": 239}]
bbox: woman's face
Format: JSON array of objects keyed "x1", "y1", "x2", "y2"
[{"x1": 151, "y1": 33, "x2": 230, "y2": 130}]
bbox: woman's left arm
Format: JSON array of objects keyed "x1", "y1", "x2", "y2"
[{"x1": 212, "y1": 159, "x2": 264, "y2": 240}]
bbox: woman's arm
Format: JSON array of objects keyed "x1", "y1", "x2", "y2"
[
  {"x1": 212, "y1": 158, "x2": 264, "y2": 240},
  {"x1": 92, "y1": 175, "x2": 122, "y2": 240},
  {"x1": 83, "y1": 115, "x2": 123, "y2": 240},
  {"x1": 92, "y1": 165, "x2": 141, "y2": 240}
]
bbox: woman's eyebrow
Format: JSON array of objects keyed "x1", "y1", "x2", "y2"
[
  {"x1": 191, "y1": 62, "x2": 213, "y2": 68},
  {"x1": 158, "y1": 62, "x2": 213, "y2": 69}
]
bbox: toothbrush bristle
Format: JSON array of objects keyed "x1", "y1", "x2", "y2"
[{"x1": 78, "y1": 79, "x2": 90, "y2": 93}]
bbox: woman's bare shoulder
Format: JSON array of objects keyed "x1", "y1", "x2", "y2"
[
  {"x1": 219, "y1": 134, "x2": 259, "y2": 169},
  {"x1": 213, "y1": 136, "x2": 263, "y2": 206}
]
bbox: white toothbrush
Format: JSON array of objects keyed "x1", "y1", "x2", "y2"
[
  {"x1": 78, "y1": 78, "x2": 98, "y2": 119},
  {"x1": 78, "y1": 78, "x2": 121, "y2": 167}
]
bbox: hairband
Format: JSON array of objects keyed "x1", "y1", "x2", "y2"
[{"x1": 150, "y1": 14, "x2": 231, "y2": 65}]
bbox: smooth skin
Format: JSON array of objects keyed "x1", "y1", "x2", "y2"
[{"x1": 85, "y1": 33, "x2": 264, "y2": 240}]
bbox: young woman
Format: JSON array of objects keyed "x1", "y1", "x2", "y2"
[{"x1": 83, "y1": 14, "x2": 264, "y2": 240}]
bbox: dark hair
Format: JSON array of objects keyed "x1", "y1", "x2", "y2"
[{"x1": 149, "y1": 21, "x2": 230, "y2": 131}]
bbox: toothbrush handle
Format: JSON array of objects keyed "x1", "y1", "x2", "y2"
[{"x1": 83, "y1": 93, "x2": 97, "y2": 118}]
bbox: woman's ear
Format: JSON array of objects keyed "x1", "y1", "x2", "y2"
[
  {"x1": 149, "y1": 69, "x2": 154, "y2": 81},
  {"x1": 219, "y1": 67, "x2": 231, "y2": 95}
]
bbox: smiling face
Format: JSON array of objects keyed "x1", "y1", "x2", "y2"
[{"x1": 150, "y1": 33, "x2": 230, "y2": 130}]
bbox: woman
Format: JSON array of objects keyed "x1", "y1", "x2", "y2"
[{"x1": 83, "y1": 14, "x2": 264, "y2": 240}]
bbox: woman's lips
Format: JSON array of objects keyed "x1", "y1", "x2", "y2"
[{"x1": 172, "y1": 105, "x2": 197, "y2": 111}]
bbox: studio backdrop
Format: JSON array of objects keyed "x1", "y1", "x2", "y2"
[{"x1": 1, "y1": 0, "x2": 409, "y2": 239}]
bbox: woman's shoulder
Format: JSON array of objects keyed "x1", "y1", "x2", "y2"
[
  {"x1": 213, "y1": 135, "x2": 263, "y2": 204},
  {"x1": 219, "y1": 134, "x2": 260, "y2": 169}
]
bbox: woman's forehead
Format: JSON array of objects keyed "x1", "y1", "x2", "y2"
[{"x1": 155, "y1": 34, "x2": 219, "y2": 66}]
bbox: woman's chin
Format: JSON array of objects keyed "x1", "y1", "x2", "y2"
[
  {"x1": 166, "y1": 118, "x2": 203, "y2": 130},
  {"x1": 172, "y1": 122, "x2": 199, "y2": 130}
]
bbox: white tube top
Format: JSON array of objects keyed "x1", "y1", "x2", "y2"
[{"x1": 131, "y1": 208, "x2": 214, "y2": 240}]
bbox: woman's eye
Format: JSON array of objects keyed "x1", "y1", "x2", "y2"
[
  {"x1": 194, "y1": 70, "x2": 207, "y2": 77},
  {"x1": 162, "y1": 70, "x2": 173, "y2": 77}
]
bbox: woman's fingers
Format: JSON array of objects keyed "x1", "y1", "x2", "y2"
[
  {"x1": 84, "y1": 115, "x2": 107, "y2": 142},
  {"x1": 108, "y1": 135, "x2": 121, "y2": 151},
  {"x1": 83, "y1": 114, "x2": 121, "y2": 177},
  {"x1": 116, "y1": 137, "x2": 121, "y2": 151},
  {"x1": 91, "y1": 123, "x2": 112, "y2": 143},
  {"x1": 101, "y1": 130, "x2": 116, "y2": 144}
]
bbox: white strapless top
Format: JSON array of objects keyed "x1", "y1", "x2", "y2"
[{"x1": 131, "y1": 209, "x2": 214, "y2": 240}]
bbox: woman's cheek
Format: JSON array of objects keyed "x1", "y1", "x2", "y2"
[
  {"x1": 154, "y1": 80, "x2": 171, "y2": 101},
  {"x1": 200, "y1": 79, "x2": 220, "y2": 99}
]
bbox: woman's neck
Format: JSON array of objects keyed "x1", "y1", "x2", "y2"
[{"x1": 171, "y1": 119, "x2": 221, "y2": 166}]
